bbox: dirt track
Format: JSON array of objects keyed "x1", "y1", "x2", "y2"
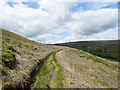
[
  {"x1": 56, "y1": 50, "x2": 90, "y2": 88},
  {"x1": 33, "y1": 46, "x2": 118, "y2": 88}
]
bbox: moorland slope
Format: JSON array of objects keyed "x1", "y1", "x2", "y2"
[{"x1": 0, "y1": 29, "x2": 118, "y2": 89}]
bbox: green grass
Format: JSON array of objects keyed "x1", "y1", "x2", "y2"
[
  {"x1": 0, "y1": 28, "x2": 59, "y2": 89},
  {"x1": 55, "y1": 40, "x2": 118, "y2": 61},
  {"x1": 6, "y1": 46, "x2": 16, "y2": 52},
  {"x1": 34, "y1": 52, "x2": 65, "y2": 88},
  {"x1": 2, "y1": 37, "x2": 10, "y2": 43},
  {"x1": 53, "y1": 53, "x2": 65, "y2": 88},
  {"x1": 0, "y1": 65, "x2": 8, "y2": 75},
  {"x1": 2, "y1": 77, "x2": 17, "y2": 89},
  {"x1": 13, "y1": 41, "x2": 23, "y2": 48},
  {"x1": 69, "y1": 63, "x2": 73, "y2": 67},
  {"x1": 65, "y1": 48, "x2": 118, "y2": 88},
  {"x1": 69, "y1": 49, "x2": 118, "y2": 70},
  {"x1": 24, "y1": 51, "x2": 34, "y2": 55},
  {"x1": 2, "y1": 49, "x2": 16, "y2": 68},
  {"x1": 33, "y1": 54, "x2": 55, "y2": 88},
  {"x1": 23, "y1": 44, "x2": 29, "y2": 48}
]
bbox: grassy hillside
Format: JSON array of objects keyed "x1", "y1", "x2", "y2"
[
  {"x1": 0, "y1": 28, "x2": 59, "y2": 89},
  {"x1": 0, "y1": 28, "x2": 118, "y2": 89},
  {"x1": 33, "y1": 46, "x2": 118, "y2": 88},
  {"x1": 55, "y1": 40, "x2": 118, "y2": 61}
]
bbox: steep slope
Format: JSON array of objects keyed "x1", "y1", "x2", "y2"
[
  {"x1": 55, "y1": 40, "x2": 118, "y2": 61},
  {"x1": 0, "y1": 28, "x2": 59, "y2": 89}
]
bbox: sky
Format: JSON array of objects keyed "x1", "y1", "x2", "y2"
[{"x1": 0, "y1": 0, "x2": 118, "y2": 44}]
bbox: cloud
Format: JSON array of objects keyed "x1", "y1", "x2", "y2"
[
  {"x1": 0, "y1": 1, "x2": 118, "y2": 44},
  {"x1": 71, "y1": 9, "x2": 117, "y2": 35}
]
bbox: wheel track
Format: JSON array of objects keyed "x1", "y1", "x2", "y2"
[
  {"x1": 56, "y1": 49, "x2": 90, "y2": 88},
  {"x1": 32, "y1": 49, "x2": 62, "y2": 88}
]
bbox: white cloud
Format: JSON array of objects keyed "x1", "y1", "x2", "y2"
[
  {"x1": 72, "y1": 9, "x2": 117, "y2": 34},
  {"x1": 0, "y1": 0, "x2": 118, "y2": 44}
]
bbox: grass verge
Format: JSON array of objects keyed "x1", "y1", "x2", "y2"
[
  {"x1": 53, "y1": 53, "x2": 65, "y2": 88},
  {"x1": 32, "y1": 50, "x2": 65, "y2": 88},
  {"x1": 33, "y1": 54, "x2": 55, "y2": 88}
]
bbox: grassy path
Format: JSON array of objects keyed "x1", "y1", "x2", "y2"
[
  {"x1": 32, "y1": 51, "x2": 65, "y2": 88},
  {"x1": 32, "y1": 54, "x2": 54, "y2": 88},
  {"x1": 31, "y1": 46, "x2": 118, "y2": 88},
  {"x1": 52, "y1": 53, "x2": 65, "y2": 88}
]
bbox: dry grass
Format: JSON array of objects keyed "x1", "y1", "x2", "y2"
[
  {"x1": 62, "y1": 48, "x2": 118, "y2": 88},
  {"x1": 1, "y1": 28, "x2": 118, "y2": 88},
  {"x1": 1, "y1": 28, "x2": 59, "y2": 89}
]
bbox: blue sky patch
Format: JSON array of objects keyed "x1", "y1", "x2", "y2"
[
  {"x1": 54, "y1": 31, "x2": 69, "y2": 37},
  {"x1": 22, "y1": 2, "x2": 39, "y2": 9},
  {"x1": 7, "y1": 2, "x2": 17, "y2": 7},
  {"x1": 100, "y1": 3, "x2": 118, "y2": 9},
  {"x1": 70, "y1": 2, "x2": 118, "y2": 13},
  {"x1": 70, "y1": 2, "x2": 89, "y2": 13},
  {"x1": 42, "y1": 9, "x2": 48, "y2": 12}
]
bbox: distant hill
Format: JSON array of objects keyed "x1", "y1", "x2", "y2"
[{"x1": 55, "y1": 40, "x2": 118, "y2": 61}]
